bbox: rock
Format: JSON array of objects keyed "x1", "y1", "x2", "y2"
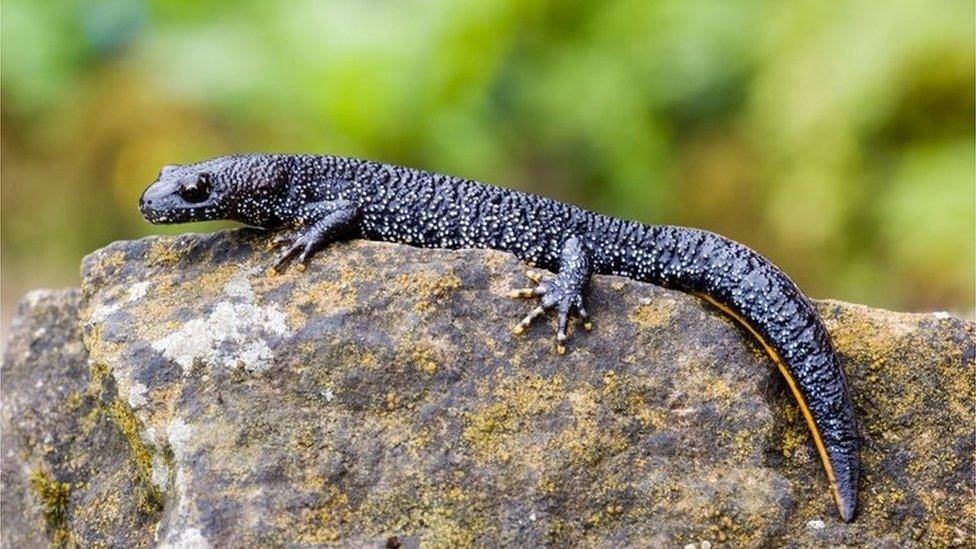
[
  {"x1": 1, "y1": 290, "x2": 157, "y2": 548},
  {"x1": 2, "y1": 229, "x2": 973, "y2": 547}
]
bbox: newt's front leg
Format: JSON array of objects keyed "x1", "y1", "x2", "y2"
[
  {"x1": 510, "y1": 236, "x2": 592, "y2": 354},
  {"x1": 270, "y1": 199, "x2": 358, "y2": 273}
]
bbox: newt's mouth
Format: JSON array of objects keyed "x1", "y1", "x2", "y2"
[
  {"x1": 139, "y1": 181, "x2": 218, "y2": 224},
  {"x1": 139, "y1": 202, "x2": 216, "y2": 224},
  {"x1": 141, "y1": 210, "x2": 175, "y2": 224}
]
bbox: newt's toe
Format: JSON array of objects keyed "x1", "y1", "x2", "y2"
[
  {"x1": 517, "y1": 306, "x2": 548, "y2": 330},
  {"x1": 578, "y1": 306, "x2": 592, "y2": 330},
  {"x1": 509, "y1": 288, "x2": 543, "y2": 298}
]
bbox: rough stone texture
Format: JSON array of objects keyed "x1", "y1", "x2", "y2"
[
  {"x1": 2, "y1": 229, "x2": 973, "y2": 547},
  {"x1": 1, "y1": 290, "x2": 156, "y2": 548}
]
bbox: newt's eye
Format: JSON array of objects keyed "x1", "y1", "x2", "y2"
[{"x1": 179, "y1": 174, "x2": 212, "y2": 203}]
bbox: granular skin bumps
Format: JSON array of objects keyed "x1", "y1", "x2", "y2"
[{"x1": 139, "y1": 153, "x2": 859, "y2": 521}]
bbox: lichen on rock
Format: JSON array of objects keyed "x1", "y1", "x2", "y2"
[
  {"x1": 2, "y1": 229, "x2": 974, "y2": 547},
  {"x1": 150, "y1": 268, "x2": 291, "y2": 374}
]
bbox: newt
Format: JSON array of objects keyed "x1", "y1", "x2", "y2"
[{"x1": 139, "y1": 153, "x2": 860, "y2": 521}]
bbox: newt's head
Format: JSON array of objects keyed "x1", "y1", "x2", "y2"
[{"x1": 139, "y1": 154, "x2": 291, "y2": 228}]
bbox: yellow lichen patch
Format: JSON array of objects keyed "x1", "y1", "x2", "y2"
[
  {"x1": 582, "y1": 473, "x2": 630, "y2": 529},
  {"x1": 757, "y1": 400, "x2": 812, "y2": 463},
  {"x1": 418, "y1": 485, "x2": 488, "y2": 547},
  {"x1": 288, "y1": 423, "x2": 320, "y2": 454},
  {"x1": 922, "y1": 516, "x2": 972, "y2": 547},
  {"x1": 78, "y1": 404, "x2": 105, "y2": 439},
  {"x1": 106, "y1": 398, "x2": 164, "y2": 514},
  {"x1": 191, "y1": 263, "x2": 245, "y2": 296},
  {"x1": 668, "y1": 470, "x2": 781, "y2": 547},
  {"x1": 86, "y1": 361, "x2": 111, "y2": 397},
  {"x1": 140, "y1": 382, "x2": 183, "y2": 431},
  {"x1": 129, "y1": 280, "x2": 184, "y2": 342},
  {"x1": 356, "y1": 483, "x2": 470, "y2": 547},
  {"x1": 88, "y1": 250, "x2": 128, "y2": 283},
  {"x1": 147, "y1": 238, "x2": 188, "y2": 267},
  {"x1": 629, "y1": 298, "x2": 676, "y2": 330},
  {"x1": 415, "y1": 350, "x2": 439, "y2": 374},
  {"x1": 386, "y1": 391, "x2": 401, "y2": 410},
  {"x1": 547, "y1": 384, "x2": 628, "y2": 466},
  {"x1": 307, "y1": 341, "x2": 381, "y2": 375},
  {"x1": 780, "y1": 425, "x2": 808, "y2": 458},
  {"x1": 536, "y1": 475, "x2": 558, "y2": 494},
  {"x1": 407, "y1": 427, "x2": 434, "y2": 454},
  {"x1": 463, "y1": 373, "x2": 565, "y2": 461},
  {"x1": 287, "y1": 276, "x2": 358, "y2": 319},
  {"x1": 357, "y1": 348, "x2": 382, "y2": 371},
  {"x1": 29, "y1": 468, "x2": 72, "y2": 546},
  {"x1": 84, "y1": 338, "x2": 128, "y2": 383},
  {"x1": 481, "y1": 250, "x2": 509, "y2": 272},
  {"x1": 399, "y1": 339, "x2": 447, "y2": 375},
  {"x1": 820, "y1": 303, "x2": 917, "y2": 363},
  {"x1": 393, "y1": 272, "x2": 462, "y2": 313},
  {"x1": 291, "y1": 486, "x2": 353, "y2": 545},
  {"x1": 625, "y1": 393, "x2": 666, "y2": 429},
  {"x1": 679, "y1": 358, "x2": 734, "y2": 404},
  {"x1": 64, "y1": 391, "x2": 86, "y2": 414},
  {"x1": 945, "y1": 356, "x2": 974, "y2": 419}
]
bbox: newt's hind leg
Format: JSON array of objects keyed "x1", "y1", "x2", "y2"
[{"x1": 509, "y1": 236, "x2": 592, "y2": 354}]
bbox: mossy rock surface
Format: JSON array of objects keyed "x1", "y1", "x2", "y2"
[
  {"x1": 1, "y1": 290, "x2": 157, "y2": 548},
  {"x1": 3, "y1": 229, "x2": 973, "y2": 547}
]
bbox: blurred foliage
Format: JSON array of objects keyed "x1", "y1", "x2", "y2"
[{"x1": 2, "y1": 0, "x2": 974, "y2": 326}]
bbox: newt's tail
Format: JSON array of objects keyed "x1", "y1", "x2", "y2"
[{"x1": 631, "y1": 225, "x2": 860, "y2": 521}]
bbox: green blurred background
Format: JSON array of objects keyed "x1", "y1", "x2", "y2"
[{"x1": 2, "y1": 0, "x2": 974, "y2": 336}]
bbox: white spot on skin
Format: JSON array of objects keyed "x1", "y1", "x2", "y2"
[
  {"x1": 807, "y1": 519, "x2": 826, "y2": 529},
  {"x1": 933, "y1": 311, "x2": 950, "y2": 319},
  {"x1": 151, "y1": 269, "x2": 290, "y2": 374}
]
